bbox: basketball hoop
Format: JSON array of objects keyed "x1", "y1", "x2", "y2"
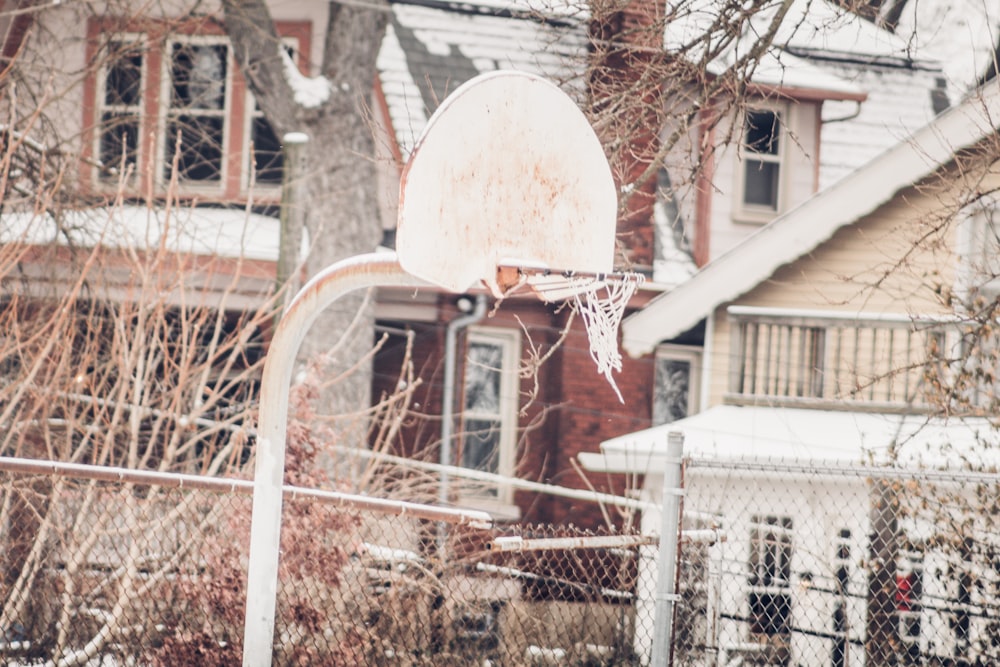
[
  {"x1": 395, "y1": 70, "x2": 638, "y2": 400},
  {"x1": 497, "y1": 265, "x2": 645, "y2": 403}
]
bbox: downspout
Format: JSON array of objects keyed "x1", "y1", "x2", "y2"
[{"x1": 439, "y1": 294, "x2": 488, "y2": 510}]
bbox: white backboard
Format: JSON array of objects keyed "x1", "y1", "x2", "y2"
[{"x1": 396, "y1": 70, "x2": 617, "y2": 295}]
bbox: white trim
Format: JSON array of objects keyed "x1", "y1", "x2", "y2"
[
  {"x1": 157, "y1": 35, "x2": 233, "y2": 192},
  {"x1": 460, "y1": 326, "x2": 521, "y2": 505},
  {"x1": 733, "y1": 103, "x2": 788, "y2": 224},
  {"x1": 653, "y1": 343, "x2": 702, "y2": 425},
  {"x1": 94, "y1": 33, "x2": 147, "y2": 185},
  {"x1": 622, "y1": 81, "x2": 1000, "y2": 357}
]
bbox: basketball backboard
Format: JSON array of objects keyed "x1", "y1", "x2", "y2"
[{"x1": 395, "y1": 70, "x2": 617, "y2": 296}]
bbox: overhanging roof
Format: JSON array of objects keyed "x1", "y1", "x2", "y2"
[
  {"x1": 578, "y1": 405, "x2": 1000, "y2": 475},
  {"x1": 621, "y1": 79, "x2": 1000, "y2": 357}
]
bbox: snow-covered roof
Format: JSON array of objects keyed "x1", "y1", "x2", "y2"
[
  {"x1": 376, "y1": 0, "x2": 587, "y2": 160},
  {"x1": 621, "y1": 79, "x2": 1000, "y2": 356},
  {"x1": 1, "y1": 206, "x2": 280, "y2": 262},
  {"x1": 580, "y1": 404, "x2": 1000, "y2": 474},
  {"x1": 894, "y1": 0, "x2": 1000, "y2": 97}
]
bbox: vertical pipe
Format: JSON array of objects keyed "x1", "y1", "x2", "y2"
[
  {"x1": 438, "y1": 294, "x2": 487, "y2": 551},
  {"x1": 242, "y1": 253, "x2": 427, "y2": 667},
  {"x1": 651, "y1": 431, "x2": 684, "y2": 667}
]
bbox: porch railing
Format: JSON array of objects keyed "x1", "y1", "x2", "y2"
[{"x1": 726, "y1": 306, "x2": 964, "y2": 413}]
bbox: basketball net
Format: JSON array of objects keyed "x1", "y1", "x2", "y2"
[{"x1": 499, "y1": 267, "x2": 644, "y2": 403}]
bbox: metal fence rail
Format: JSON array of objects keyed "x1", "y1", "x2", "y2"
[{"x1": 0, "y1": 457, "x2": 656, "y2": 666}]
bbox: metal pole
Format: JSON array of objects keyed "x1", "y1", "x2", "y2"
[
  {"x1": 242, "y1": 253, "x2": 427, "y2": 666},
  {"x1": 650, "y1": 431, "x2": 684, "y2": 667}
]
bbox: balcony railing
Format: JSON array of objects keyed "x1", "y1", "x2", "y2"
[{"x1": 726, "y1": 306, "x2": 966, "y2": 413}]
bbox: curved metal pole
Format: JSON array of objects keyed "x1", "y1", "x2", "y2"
[{"x1": 242, "y1": 253, "x2": 428, "y2": 666}]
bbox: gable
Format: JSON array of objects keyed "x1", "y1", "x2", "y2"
[{"x1": 621, "y1": 80, "x2": 1000, "y2": 357}]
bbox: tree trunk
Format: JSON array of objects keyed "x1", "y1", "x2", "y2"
[
  {"x1": 222, "y1": 0, "x2": 389, "y2": 463},
  {"x1": 866, "y1": 479, "x2": 899, "y2": 666}
]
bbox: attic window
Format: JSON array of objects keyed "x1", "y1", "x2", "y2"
[{"x1": 738, "y1": 108, "x2": 784, "y2": 221}]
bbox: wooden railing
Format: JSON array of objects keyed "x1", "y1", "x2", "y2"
[{"x1": 726, "y1": 306, "x2": 962, "y2": 413}]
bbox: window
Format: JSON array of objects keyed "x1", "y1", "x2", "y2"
[
  {"x1": 653, "y1": 345, "x2": 701, "y2": 425},
  {"x1": 460, "y1": 329, "x2": 519, "y2": 501},
  {"x1": 164, "y1": 37, "x2": 230, "y2": 184},
  {"x1": 97, "y1": 37, "x2": 145, "y2": 181},
  {"x1": 747, "y1": 515, "x2": 792, "y2": 641},
  {"x1": 738, "y1": 107, "x2": 785, "y2": 221},
  {"x1": 960, "y1": 195, "x2": 1000, "y2": 302},
  {"x1": 88, "y1": 19, "x2": 307, "y2": 199}
]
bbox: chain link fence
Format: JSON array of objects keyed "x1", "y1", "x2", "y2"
[
  {"x1": 4, "y1": 453, "x2": 998, "y2": 666},
  {"x1": 0, "y1": 457, "x2": 649, "y2": 666},
  {"x1": 675, "y1": 457, "x2": 1000, "y2": 667}
]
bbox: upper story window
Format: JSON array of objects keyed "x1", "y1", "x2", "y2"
[
  {"x1": 653, "y1": 344, "x2": 701, "y2": 425},
  {"x1": 460, "y1": 328, "x2": 520, "y2": 504},
  {"x1": 86, "y1": 19, "x2": 309, "y2": 200},
  {"x1": 737, "y1": 107, "x2": 785, "y2": 222},
  {"x1": 98, "y1": 37, "x2": 145, "y2": 181},
  {"x1": 165, "y1": 38, "x2": 230, "y2": 184}
]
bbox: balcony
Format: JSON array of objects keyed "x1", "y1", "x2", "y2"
[{"x1": 725, "y1": 306, "x2": 970, "y2": 413}]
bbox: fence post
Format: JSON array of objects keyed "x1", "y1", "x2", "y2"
[{"x1": 651, "y1": 430, "x2": 684, "y2": 667}]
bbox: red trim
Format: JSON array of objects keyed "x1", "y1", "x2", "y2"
[
  {"x1": 81, "y1": 16, "x2": 312, "y2": 204},
  {"x1": 813, "y1": 103, "x2": 822, "y2": 193},
  {"x1": 693, "y1": 106, "x2": 716, "y2": 267},
  {"x1": 373, "y1": 74, "x2": 404, "y2": 172},
  {"x1": 1, "y1": 0, "x2": 37, "y2": 63}
]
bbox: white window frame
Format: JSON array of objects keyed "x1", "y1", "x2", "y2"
[
  {"x1": 460, "y1": 327, "x2": 520, "y2": 507},
  {"x1": 734, "y1": 103, "x2": 788, "y2": 224},
  {"x1": 95, "y1": 33, "x2": 147, "y2": 185},
  {"x1": 956, "y1": 193, "x2": 1000, "y2": 304},
  {"x1": 747, "y1": 515, "x2": 793, "y2": 639},
  {"x1": 157, "y1": 34, "x2": 233, "y2": 192},
  {"x1": 653, "y1": 344, "x2": 701, "y2": 426}
]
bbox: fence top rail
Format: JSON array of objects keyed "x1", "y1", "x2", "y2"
[{"x1": 0, "y1": 456, "x2": 493, "y2": 528}]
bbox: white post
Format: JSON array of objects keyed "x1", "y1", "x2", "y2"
[
  {"x1": 650, "y1": 431, "x2": 684, "y2": 667},
  {"x1": 242, "y1": 253, "x2": 427, "y2": 666}
]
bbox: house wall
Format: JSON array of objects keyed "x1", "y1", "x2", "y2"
[
  {"x1": 372, "y1": 295, "x2": 654, "y2": 528},
  {"x1": 703, "y1": 178, "x2": 963, "y2": 408},
  {"x1": 706, "y1": 100, "x2": 822, "y2": 263},
  {"x1": 664, "y1": 96, "x2": 822, "y2": 267},
  {"x1": 11, "y1": 1, "x2": 329, "y2": 193}
]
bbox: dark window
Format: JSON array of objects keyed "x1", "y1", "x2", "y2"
[
  {"x1": 743, "y1": 109, "x2": 782, "y2": 211},
  {"x1": 165, "y1": 41, "x2": 228, "y2": 182},
  {"x1": 748, "y1": 515, "x2": 793, "y2": 637},
  {"x1": 654, "y1": 357, "x2": 691, "y2": 424},
  {"x1": 99, "y1": 40, "x2": 144, "y2": 180}
]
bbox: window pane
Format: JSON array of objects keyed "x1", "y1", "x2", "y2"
[
  {"x1": 166, "y1": 116, "x2": 224, "y2": 182},
  {"x1": 105, "y1": 44, "x2": 143, "y2": 106},
  {"x1": 744, "y1": 159, "x2": 780, "y2": 209},
  {"x1": 462, "y1": 418, "x2": 500, "y2": 477},
  {"x1": 99, "y1": 112, "x2": 139, "y2": 177},
  {"x1": 746, "y1": 110, "x2": 779, "y2": 155},
  {"x1": 654, "y1": 357, "x2": 690, "y2": 425},
  {"x1": 251, "y1": 116, "x2": 284, "y2": 185},
  {"x1": 171, "y1": 43, "x2": 227, "y2": 110},
  {"x1": 464, "y1": 342, "x2": 503, "y2": 413}
]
